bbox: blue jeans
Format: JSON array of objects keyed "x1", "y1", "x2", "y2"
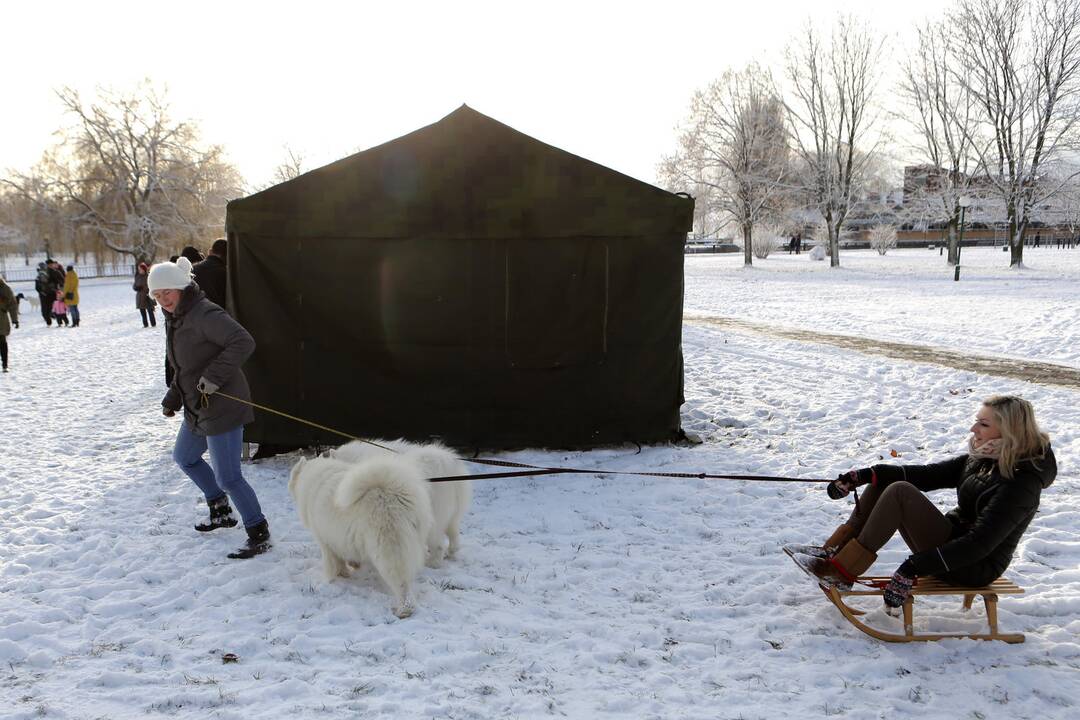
[
  {"x1": 69, "y1": 305, "x2": 80, "y2": 325},
  {"x1": 172, "y1": 422, "x2": 265, "y2": 528}
]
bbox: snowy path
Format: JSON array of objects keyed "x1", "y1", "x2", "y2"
[
  {"x1": 687, "y1": 315, "x2": 1080, "y2": 389},
  {"x1": 1, "y1": 260, "x2": 1078, "y2": 719}
]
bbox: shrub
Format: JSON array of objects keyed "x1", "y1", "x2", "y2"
[{"x1": 870, "y1": 225, "x2": 898, "y2": 255}]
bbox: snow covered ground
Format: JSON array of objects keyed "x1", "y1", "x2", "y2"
[
  {"x1": 686, "y1": 244, "x2": 1080, "y2": 367},
  {"x1": 1, "y1": 247, "x2": 1077, "y2": 719}
]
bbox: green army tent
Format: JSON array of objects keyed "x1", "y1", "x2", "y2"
[{"x1": 225, "y1": 105, "x2": 693, "y2": 449}]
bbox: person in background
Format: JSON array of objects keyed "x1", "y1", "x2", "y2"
[
  {"x1": 133, "y1": 262, "x2": 157, "y2": 327},
  {"x1": 34, "y1": 262, "x2": 53, "y2": 326},
  {"x1": 52, "y1": 289, "x2": 69, "y2": 327},
  {"x1": 149, "y1": 256, "x2": 270, "y2": 559},
  {"x1": 0, "y1": 275, "x2": 18, "y2": 372},
  {"x1": 192, "y1": 238, "x2": 228, "y2": 308},
  {"x1": 63, "y1": 265, "x2": 80, "y2": 327},
  {"x1": 46, "y1": 259, "x2": 66, "y2": 289},
  {"x1": 790, "y1": 396, "x2": 1055, "y2": 615},
  {"x1": 180, "y1": 246, "x2": 204, "y2": 265}
]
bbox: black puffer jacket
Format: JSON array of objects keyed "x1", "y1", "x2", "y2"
[
  {"x1": 872, "y1": 447, "x2": 1057, "y2": 586},
  {"x1": 161, "y1": 283, "x2": 255, "y2": 436},
  {"x1": 191, "y1": 254, "x2": 226, "y2": 309}
]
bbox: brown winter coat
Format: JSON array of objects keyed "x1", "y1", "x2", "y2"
[
  {"x1": 133, "y1": 272, "x2": 155, "y2": 310},
  {"x1": 161, "y1": 283, "x2": 255, "y2": 436},
  {"x1": 0, "y1": 278, "x2": 17, "y2": 336}
]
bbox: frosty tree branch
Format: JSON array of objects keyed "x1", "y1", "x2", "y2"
[{"x1": 785, "y1": 16, "x2": 885, "y2": 267}]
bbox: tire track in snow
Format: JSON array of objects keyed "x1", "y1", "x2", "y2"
[{"x1": 687, "y1": 315, "x2": 1080, "y2": 390}]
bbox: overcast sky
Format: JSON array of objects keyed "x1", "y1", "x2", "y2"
[{"x1": 2, "y1": 0, "x2": 946, "y2": 191}]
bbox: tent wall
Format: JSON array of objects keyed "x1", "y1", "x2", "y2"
[{"x1": 229, "y1": 232, "x2": 685, "y2": 448}]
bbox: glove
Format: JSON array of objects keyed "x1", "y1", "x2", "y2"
[
  {"x1": 163, "y1": 407, "x2": 176, "y2": 417},
  {"x1": 828, "y1": 467, "x2": 875, "y2": 499},
  {"x1": 196, "y1": 376, "x2": 220, "y2": 395},
  {"x1": 883, "y1": 560, "x2": 916, "y2": 614},
  {"x1": 12, "y1": 321, "x2": 17, "y2": 329}
]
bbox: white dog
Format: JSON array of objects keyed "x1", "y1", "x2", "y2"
[
  {"x1": 15, "y1": 292, "x2": 39, "y2": 310},
  {"x1": 288, "y1": 454, "x2": 434, "y2": 618},
  {"x1": 330, "y1": 439, "x2": 472, "y2": 567}
]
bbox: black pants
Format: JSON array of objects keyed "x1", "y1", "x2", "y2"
[
  {"x1": 1, "y1": 335, "x2": 8, "y2": 369},
  {"x1": 38, "y1": 294, "x2": 52, "y2": 325},
  {"x1": 139, "y1": 307, "x2": 157, "y2": 327}
]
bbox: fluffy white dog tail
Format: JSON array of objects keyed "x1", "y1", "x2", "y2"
[{"x1": 334, "y1": 459, "x2": 434, "y2": 611}]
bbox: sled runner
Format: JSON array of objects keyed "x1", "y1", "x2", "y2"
[{"x1": 823, "y1": 576, "x2": 1025, "y2": 644}]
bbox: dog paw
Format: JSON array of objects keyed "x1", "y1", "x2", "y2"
[{"x1": 394, "y1": 604, "x2": 415, "y2": 619}]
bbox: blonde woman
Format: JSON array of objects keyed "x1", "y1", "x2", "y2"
[{"x1": 791, "y1": 396, "x2": 1056, "y2": 614}]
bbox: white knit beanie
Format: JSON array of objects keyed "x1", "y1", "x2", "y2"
[{"x1": 148, "y1": 257, "x2": 194, "y2": 292}]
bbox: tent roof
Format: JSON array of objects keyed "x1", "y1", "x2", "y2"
[{"x1": 227, "y1": 104, "x2": 692, "y2": 239}]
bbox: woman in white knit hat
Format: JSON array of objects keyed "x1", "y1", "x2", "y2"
[{"x1": 149, "y1": 256, "x2": 270, "y2": 559}]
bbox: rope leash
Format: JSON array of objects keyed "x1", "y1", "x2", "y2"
[
  {"x1": 204, "y1": 390, "x2": 834, "y2": 486},
  {"x1": 203, "y1": 390, "x2": 398, "y2": 452}
]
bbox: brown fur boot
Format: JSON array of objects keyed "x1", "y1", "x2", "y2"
[
  {"x1": 793, "y1": 538, "x2": 877, "y2": 590},
  {"x1": 782, "y1": 523, "x2": 856, "y2": 560},
  {"x1": 823, "y1": 523, "x2": 856, "y2": 554}
]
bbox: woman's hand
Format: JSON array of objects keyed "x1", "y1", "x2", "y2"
[
  {"x1": 883, "y1": 560, "x2": 917, "y2": 615},
  {"x1": 196, "y1": 376, "x2": 220, "y2": 396},
  {"x1": 827, "y1": 468, "x2": 875, "y2": 499}
]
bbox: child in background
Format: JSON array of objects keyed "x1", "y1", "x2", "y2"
[{"x1": 52, "y1": 290, "x2": 69, "y2": 327}]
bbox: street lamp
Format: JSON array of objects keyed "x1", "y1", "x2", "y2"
[{"x1": 955, "y1": 195, "x2": 971, "y2": 282}]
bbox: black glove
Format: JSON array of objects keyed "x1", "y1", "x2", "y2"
[
  {"x1": 828, "y1": 467, "x2": 875, "y2": 499},
  {"x1": 163, "y1": 407, "x2": 176, "y2": 417},
  {"x1": 883, "y1": 560, "x2": 917, "y2": 611},
  {"x1": 12, "y1": 320, "x2": 17, "y2": 329}
]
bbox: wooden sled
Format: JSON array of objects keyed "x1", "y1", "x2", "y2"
[{"x1": 825, "y1": 576, "x2": 1025, "y2": 644}]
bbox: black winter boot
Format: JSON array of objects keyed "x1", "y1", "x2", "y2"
[
  {"x1": 228, "y1": 520, "x2": 271, "y2": 560},
  {"x1": 195, "y1": 495, "x2": 238, "y2": 532}
]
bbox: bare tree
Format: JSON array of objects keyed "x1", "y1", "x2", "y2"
[
  {"x1": 5, "y1": 81, "x2": 243, "y2": 264},
  {"x1": 900, "y1": 22, "x2": 979, "y2": 265},
  {"x1": 786, "y1": 16, "x2": 885, "y2": 267},
  {"x1": 658, "y1": 146, "x2": 724, "y2": 240},
  {"x1": 0, "y1": 220, "x2": 26, "y2": 274},
  {"x1": 272, "y1": 145, "x2": 307, "y2": 185},
  {"x1": 0, "y1": 162, "x2": 74, "y2": 262},
  {"x1": 1051, "y1": 162, "x2": 1080, "y2": 234},
  {"x1": 953, "y1": 0, "x2": 1080, "y2": 266},
  {"x1": 664, "y1": 63, "x2": 790, "y2": 266}
]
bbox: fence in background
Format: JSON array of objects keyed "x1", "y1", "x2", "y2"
[{"x1": 1, "y1": 262, "x2": 135, "y2": 284}]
